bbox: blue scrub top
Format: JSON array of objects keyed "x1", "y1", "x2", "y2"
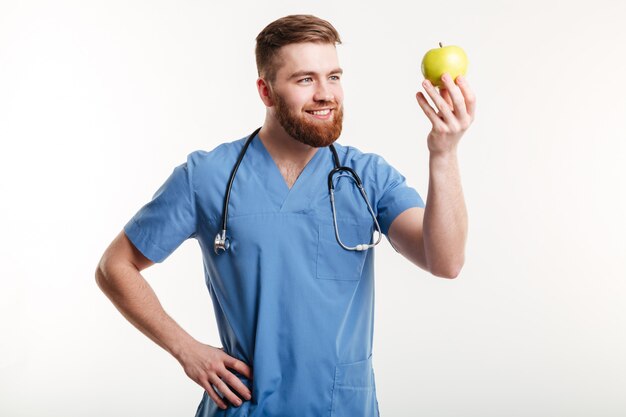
[{"x1": 124, "y1": 131, "x2": 425, "y2": 417}]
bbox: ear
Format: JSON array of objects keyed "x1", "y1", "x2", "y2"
[{"x1": 256, "y1": 78, "x2": 274, "y2": 107}]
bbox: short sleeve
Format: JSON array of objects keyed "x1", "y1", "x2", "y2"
[
  {"x1": 374, "y1": 156, "x2": 425, "y2": 236},
  {"x1": 123, "y1": 158, "x2": 198, "y2": 263}
]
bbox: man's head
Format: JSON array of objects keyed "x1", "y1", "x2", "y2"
[
  {"x1": 255, "y1": 15, "x2": 344, "y2": 148},
  {"x1": 255, "y1": 14, "x2": 342, "y2": 85}
]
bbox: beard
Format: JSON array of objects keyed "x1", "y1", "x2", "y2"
[{"x1": 272, "y1": 92, "x2": 344, "y2": 148}]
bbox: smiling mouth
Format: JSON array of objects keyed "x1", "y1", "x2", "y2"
[{"x1": 305, "y1": 109, "x2": 333, "y2": 119}]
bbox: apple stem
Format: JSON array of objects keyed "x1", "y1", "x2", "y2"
[{"x1": 439, "y1": 42, "x2": 443, "y2": 48}]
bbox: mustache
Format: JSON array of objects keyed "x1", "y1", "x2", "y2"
[{"x1": 306, "y1": 101, "x2": 339, "y2": 110}]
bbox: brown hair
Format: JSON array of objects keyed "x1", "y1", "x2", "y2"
[{"x1": 255, "y1": 14, "x2": 342, "y2": 84}]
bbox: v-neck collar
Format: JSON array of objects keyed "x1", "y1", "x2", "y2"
[{"x1": 248, "y1": 132, "x2": 326, "y2": 212}]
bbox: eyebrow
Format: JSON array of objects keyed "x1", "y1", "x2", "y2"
[{"x1": 287, "y1": 68, "x2": 344, "y2": 80}]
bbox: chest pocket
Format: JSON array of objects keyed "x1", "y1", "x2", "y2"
[{"x1": 316, "y1": 217, "x2": 373, "y2": 280}]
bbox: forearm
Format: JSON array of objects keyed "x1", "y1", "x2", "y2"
[
  {"x1": 423, "y1": 150, "x2": 468, "y2": 277},
  {"x1": 95, "y1": 262, "x2": 196, "y2": 361}
]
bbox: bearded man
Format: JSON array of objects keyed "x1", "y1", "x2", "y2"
[{"x1": 96, "y1": 13, "x2": 475, "y2": 417}]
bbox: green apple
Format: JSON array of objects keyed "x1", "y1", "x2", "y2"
[{"x1": 421, "y1": 43, "x2": 468, "y2": 88}]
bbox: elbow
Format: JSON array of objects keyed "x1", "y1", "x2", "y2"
[
  {"x1": 95, "y1": 261, "x2": 108, "y2": 291},
  {"x1": 441, "y1": 267, "x2": 462, "y2": 279},
  {"x1": 95, "y1": 259, "x2": 125, "y2": 301},
  {"x1": 429, "y1": 260, "x2": 464, "y2": 279},
  {"x1": 95, "y1": 256, "x2": 116, "y2": 292},
  {"x1": 431, "y1": 269, "x2": 460, "y2": 279}
]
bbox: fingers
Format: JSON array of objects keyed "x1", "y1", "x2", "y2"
[
  {"x1": 222, "y1": 357, "x2": 253, "y2": 400},
  {"x1": 439, "y1": 74, "x2": 468, "y2": 119},
  {"x1": 224, "y1": 355, "x2": 253, "y2": 380},
  {"x1": 183, "y1": 344, "x2": 254, "y2": 411},
  {"x1": 209, "y1": 372, "x2": 245, "y2": 408},
  {"x1": 455, "y1": 75, "x2": 477, "y2": 120},
  {"x1": 206, "y1": 359, "x2": 252, "y2": 408},
  {"x1": 417, "y1": 74, "x2": 476, "y2": 130},
  {"x1": 416, "y1": 91, "x2": 447, "y2": 131},
  {"x1": 421, "y1": 78, "x2": 455, "y2": 123},
  {"x1": 220, "y1": 370, "x2": 252, "y2": 401},
  {"x1": 440, "y1": 87, "x2": 453, "y2": 110},
  {"x1": 200, "y1": 379, "x2": 228, "y2": 410},
  {"x1": 215, "y1": 352, "x2": 253, "y2": 405}
]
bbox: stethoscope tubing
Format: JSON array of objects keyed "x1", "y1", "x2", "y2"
[{"x1": 214, "y1": 127, "x2": 382, "y2": 254}]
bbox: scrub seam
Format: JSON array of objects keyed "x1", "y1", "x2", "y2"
[{"x1": 128, "y1": 218, "x2": 169, "y2": 261}]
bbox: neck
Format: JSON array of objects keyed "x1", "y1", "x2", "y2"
[{"x1": 257, "y1": 117, "x2": 319, "y2": 166}]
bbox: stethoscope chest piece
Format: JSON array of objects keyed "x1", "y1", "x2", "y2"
[{"x1": 214, "y1": 229, "x2": 230, "y2": 254}]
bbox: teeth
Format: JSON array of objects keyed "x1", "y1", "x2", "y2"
[{"x1": 309, "y1": 109, "x2": 330, "y2": 116}]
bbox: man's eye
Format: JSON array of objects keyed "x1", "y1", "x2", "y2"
[
  {"x1": 299, "y1": 77, "x2": 313, "y2": 83},
  {"x1": 330, "y1": 75, "x2": 341, "y2": 81}
]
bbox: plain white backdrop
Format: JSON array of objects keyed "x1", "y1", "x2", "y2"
[{"x1": 1, "y1": 1, "x2": 625, "y2": 416}]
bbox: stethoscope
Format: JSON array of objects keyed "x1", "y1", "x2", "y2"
[{"x1": 214, "y1": 127, "x2": 382, "y2": 254}]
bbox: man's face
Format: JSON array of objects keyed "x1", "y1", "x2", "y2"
[{"x1": 267, "y1": 42, "x2": 344, "y2": 148}]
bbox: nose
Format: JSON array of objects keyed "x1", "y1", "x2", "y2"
[{"x1": 314, "y1": 81, "x2": 335, "y2": 102}]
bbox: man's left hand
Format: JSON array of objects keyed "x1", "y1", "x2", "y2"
[{"x1": 416, "y1": 73, "x2": 476, "y2": 156}]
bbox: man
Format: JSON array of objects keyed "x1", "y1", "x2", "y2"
[{"x1": 96, "y1": 14, "x2": 474, "y2": 417}]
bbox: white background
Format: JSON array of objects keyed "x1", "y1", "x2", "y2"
[{"x1": 1, "y1": 1, "x2": 625, "y2": 416}]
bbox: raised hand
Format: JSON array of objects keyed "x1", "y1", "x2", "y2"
[{"x1": 416, "y1": 73, "x2": 476, "y2": 155}]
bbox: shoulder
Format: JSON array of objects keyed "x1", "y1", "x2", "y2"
[
  {"x1": 174, "y1": 135, "x2": 250, "y2": 192},
  {"x1": 186, "y1": 136, "x2": 247, "y2": 171},
  {"x1": 332, "y1": 142, "x2": 392, "y2": 174},
  {"x1": 332, "y1": 141, "x2": 410, "y2": 197}
]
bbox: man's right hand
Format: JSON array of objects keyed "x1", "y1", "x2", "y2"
[
  {"x1": 177, "y1": 342, "x2": 253, "y2": 410},
  {"x1": 96, "y1": 232, "x2": 253, "y2": 410}
]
